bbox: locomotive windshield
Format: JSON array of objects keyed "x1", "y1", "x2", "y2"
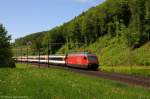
[{"x1": 88, "y1": 56, "x2": 97, "y2": 61}]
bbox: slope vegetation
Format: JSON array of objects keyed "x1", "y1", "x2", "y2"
[{"x1": 13, "y1": 0, "x2": 150, "y2": 66}]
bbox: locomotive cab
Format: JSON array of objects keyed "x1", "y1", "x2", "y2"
[{"x1": 87, "y1": 55, "x2": 99, "y2": 70}]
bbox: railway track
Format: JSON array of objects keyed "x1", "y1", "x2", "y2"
[{"x1": 20, "y1": 62, "x2": 150, "y2": 88}]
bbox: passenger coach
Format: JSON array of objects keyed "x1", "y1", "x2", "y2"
[{"x1": 15, "y1": 51, "x2": 99, "y2": 70}]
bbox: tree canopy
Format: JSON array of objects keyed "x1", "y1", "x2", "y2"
[
  {"x1": 0, "y1": 24, "x2": 15, "y2": 67},
  {"x1": 14, "y1": 0, "x2": 150, "y2": 53}
]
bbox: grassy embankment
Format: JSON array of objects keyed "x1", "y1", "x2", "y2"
[
  {"x1": 100, "y1": 66, "x2": 150, "y2": 77},
  {"x1": 0, "y1": 63, "x2": 149, "y2": 99}
]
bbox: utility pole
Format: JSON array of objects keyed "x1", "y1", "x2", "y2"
[
  {"x1": 21, "y1": 48, "x2": 22, "y2": 64},
  {"x1": 38, "y1": 48, "x2": 40, "y2": 68},
  {"x1": 66, "y1": 37, "x2": 69, "y2": 54},
  {"x1": 26, "y1": 41, "x2": 32, "y2": 67},
  {"x1": 48, "y1": 42, "x2": 50, "y2": 68},
  {"x1": 148, "y1": 32, "x2": 150, "y2": 41},
  {"x1": 15, "y1": 49, "x2": 17, "y2": 62},
  {"x1": 27, "y1": 47, "x2": 28, "y2": 66},
  {"x1": 128, "y1": 35, "x2": 132, "y2": 72}
]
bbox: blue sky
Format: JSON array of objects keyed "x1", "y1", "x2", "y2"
[{"x1": 0, "y1": 0, "x2": 105, "y2": 41}]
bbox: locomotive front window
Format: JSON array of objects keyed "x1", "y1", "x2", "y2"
[{"x1": 88, "y1": 56, "x2": 97, "y2": 61}]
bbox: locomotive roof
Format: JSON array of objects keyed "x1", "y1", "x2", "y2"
[{"x1": 67, "y1": 51, "x2": 94, "y2": 55}]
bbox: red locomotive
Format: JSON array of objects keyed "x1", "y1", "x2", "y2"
[
  {"x1": 66, "y1": 52, "x2": 99, "y2": 69},
  {"x1": 15, "y1": 51, "x2": 99, "y2": 70}
]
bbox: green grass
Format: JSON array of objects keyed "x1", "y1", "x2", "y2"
[
  {"x1": 0, "y1": 64, "x2": 150, "y2": 99},
  {"x1": 100, "y1": 66, "x2": 150, "y2": 77}
]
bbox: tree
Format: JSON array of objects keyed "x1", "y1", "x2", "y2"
[
  {"x1": 0, "y1": 24, "x2": 15, "y2": 68},
  {"x1": 72, "y1": 20, "x2": 82, "y2": 43},
  {"x1": 145, "y1": 0, "x2": 150, "y2": 19},
  {"x1": 42, "y1": 27, "x2": 65, "y2": 54},
  {"x1": 81, "y1": 14, "x2": 96, "y2": 44},
  {"x1": 144, "y1": 0, "x2": 150, "y2": 41},
  {"x1": 14, "y1": 0, "x2": 150, "y2": 54}
]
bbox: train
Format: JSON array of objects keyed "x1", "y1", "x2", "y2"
[{"x1": 15, "y1": 51, "x2": 99, "y2": 70}]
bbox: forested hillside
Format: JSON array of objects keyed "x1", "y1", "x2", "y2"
[{"x1": 14, "y1": 0, "x2": 150, "y2": 66}]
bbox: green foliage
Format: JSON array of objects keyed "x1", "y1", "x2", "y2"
[
  {"x1": 15, "y1": 0, "x2": 149, "y2": 50},
  {"x1": 15, "y1": 31, "x2": 46, "y2": 47},
  {"x1": 42, "y1": 27, "x2": 65, "y2": 54},
  {"x1": 0, "y1": 24, "x2": 15, "y2": 68},
  {"x1": 145, "y1": 0, "x2": 150, "y2": 19},
  {"x1": 13, "y1": 0, "x2": 150, "y2": 66}
]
